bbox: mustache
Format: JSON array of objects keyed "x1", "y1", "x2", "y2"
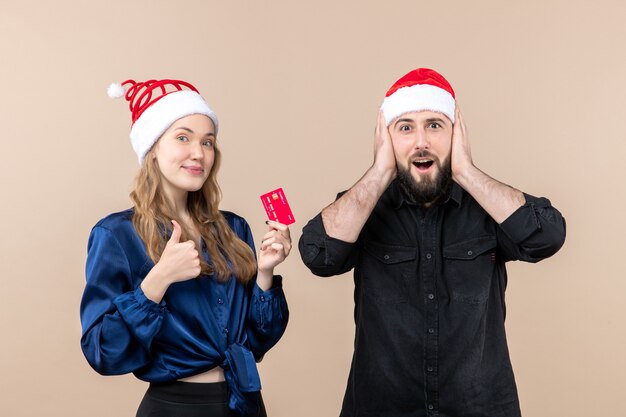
[{"x1": 410, "y1": 150, "x2": 439, "y2": 161}]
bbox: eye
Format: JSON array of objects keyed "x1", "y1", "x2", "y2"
[
  {"x1": 428, "y1": 122, "x2": 442, "y2": 129},
  {"x1": 399, "y1": 124, "x2": 412, "y2": 133},
  {"x1": 202, "y1": 139, "x2": 214, "y2": 148},
  {"x1": 176, "y1": 135, "x2": 189, "y2": 142}
]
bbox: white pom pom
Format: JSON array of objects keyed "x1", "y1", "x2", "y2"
[{"x1": 107, "y1": 83, "x2": 125, "y2": 99}]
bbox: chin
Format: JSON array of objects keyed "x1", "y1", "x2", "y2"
[
  {"x1": 178, "y1": 181, "x2": 206, "y2": 193},
  {"x1": 188, "y1": 184, "x2": 205, "y2": 193},
  {"x1": 411, "y1": 170, "x2": 438, "y2": 184}
]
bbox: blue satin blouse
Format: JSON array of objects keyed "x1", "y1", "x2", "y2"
[{"x1": 80, "y1": 209, "x2": 289, "y2": 416}]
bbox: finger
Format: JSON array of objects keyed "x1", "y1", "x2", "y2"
[
  {"x1": 272, "y1": 230, "x2": 292, "y2": 247},
  {"x1": 264, "y1": 234, "x2": 291, "y2": 250},
  {"x1": 264, "y1": 229, "x2": 292, "y2": 246},
  {"x1": 282, "y1": 240, "x2": 292, "y2": 256},
  {"x1": 380, "y1": 111, "x2": 391, "y2": 139},
  {"x1": 266, "y1": 220, "x2": 288, "y2": 232},
  {"x1": 168, "y1": 220, "x2": 182, "y2": 245},
  {"x1": 452, "y1": 111, "x2": 463, "y2": 142},
  {"x1": 260, "y1": 239, "x2": 272, "y2": 251},
  {"x1": 276, "y1": 225, "x2": 291, "y2": 240},
  {"x1": 260, "y1": 236, "x2": 285, "y2": 250},
  {"x1": 455, "y1": 104, "x2": 466, "y2": 132},
  {"x1": 261, "y1": 237, "x2": 286, "y2": 252},
  {"x1": 377, "y1": 109, "x2": 392, "y2": 139},
  {"x1": 263, "y1": 228, "x2": 290, "y2": 241},
  {"x1": 270, "y1": 243, "x2": 284, "y2": 252},
  {"x1": 260, "y1": 233, "x2": 277, "y2": 249},
  {"x1": 375, "y1": 110, "x2": 383, "y2": 135},
  {"x1": 459, "y1": 108, "x2": 466, "y2": 133}
]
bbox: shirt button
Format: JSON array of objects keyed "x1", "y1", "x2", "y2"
[
  {"x1": 427, "y1": 293, "x2": 435, "y2": 300},
  {"x1": 223, "y1": 328, "x2": 229, "y2": 334},
  {"x1": 428, "y1": 404, "x2": 434, "y2": 410},
  {"x1": 383, "y1": 254, "x2": 390, "y2": 260},
  {"x1": 260, "y1": 295, "x2": 266, "y2": 302},
  {"x1": 467, "y1": 250, "x2": 473, "y2": 256},
  {"x1": 428, "y1": 328, "x2": 435, "y2": 334},
  {"x1": 426, "y1": 253, "x2": 432, "y2": 260},
  {"x1": 217, "y1": 298, "x2": 224, "y2": 304},
  {"x1": 427, "y1": 366, "x2": 434, "y2": 372}
]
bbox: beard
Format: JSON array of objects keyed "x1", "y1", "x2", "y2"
[{"x1": 396, "y1": 152, "x2": 452, "y2": 206}]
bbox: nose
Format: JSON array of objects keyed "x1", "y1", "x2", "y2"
[
  {"x1": 190, "y1": 141, "x2": 204, "y2": 160},
  {"x1": 414, "y1": 128, "x2": 429, "y2": 150}
]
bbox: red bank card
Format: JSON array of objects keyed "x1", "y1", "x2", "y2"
[{"x1": 260, "y1": 188, "x2": 295, "y2": 225}]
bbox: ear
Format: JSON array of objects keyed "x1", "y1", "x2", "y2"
[{"x1": 150, "y1": 142, "x2": 159, "y2": 159}]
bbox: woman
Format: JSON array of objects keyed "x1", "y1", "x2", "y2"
[{"x1": 80, "y1": 78, "x2": 290, "y2": 417}]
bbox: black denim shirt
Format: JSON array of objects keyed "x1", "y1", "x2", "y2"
[{"x1": 299, "y1": 181, "x2": 566, "y2": 417}]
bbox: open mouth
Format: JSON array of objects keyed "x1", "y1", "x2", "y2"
[{"x1": 412, "y1": 159, "x2": 434, "y2": 171}]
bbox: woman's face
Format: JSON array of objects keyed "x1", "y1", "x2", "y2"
[{"x1": 152, "y1": 114, "x2": 216, "y2": 199}]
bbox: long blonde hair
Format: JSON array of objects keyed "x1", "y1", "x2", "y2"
[{"x1": 130, "y1": 144, "x2": 257, "y2": 283}]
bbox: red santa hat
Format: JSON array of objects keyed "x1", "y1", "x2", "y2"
[
  {"x1": 107, "y1": 79, "x2": 219, "y2": 164},
  {"x1": 381, "y1": 68, "x2": 456, "y2": 125}
]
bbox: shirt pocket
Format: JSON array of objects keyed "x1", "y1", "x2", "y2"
[
  {"x1": 443, "y1": 236, "x2": 497, "y2": 305},
  {"x1": 359, "y1": 241, "x2": 417, "y2": 303}
]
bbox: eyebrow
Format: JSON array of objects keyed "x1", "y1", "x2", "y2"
[
  {"x1": 174, "y1": 126, "x2": 216, "y2": 137},
  {"x1": 426, "y1": 117, "x2": 448, "y2": 125},
  {"x1": 393, "y1": 116, "x2": 450, "y2": 129},
  {"x1": 393, "y1": 118, "x2": 415, "y2": 128}
]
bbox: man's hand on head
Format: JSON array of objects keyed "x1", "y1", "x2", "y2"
[
  {"x1": 450, "y1": 105, "x2": 525, "y2": 222},
  {"x1": 320, "y1": 111, "x2": 397, "y2": 243},
  {"x1": 451, "y1": 105, "x2": 476, "y2": 183},
  {"x1": 372, "y1": 110, "x2": 397, "y2": 185}
]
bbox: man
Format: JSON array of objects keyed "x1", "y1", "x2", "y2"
[{"x1": 298, "y1": 68, "x2": 566, "y2": 417}]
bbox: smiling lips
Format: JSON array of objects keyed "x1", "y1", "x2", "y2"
[{"x1": 183, "y1": 165, "x2": 204, "y2": 175}]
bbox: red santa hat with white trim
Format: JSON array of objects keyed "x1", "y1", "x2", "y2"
[
  {"x1": 381, "y1": 68, "x2": 456, "y2": 125},
  {"x1": 107, "y1": 78, "x2": 219, "y2": 164}
]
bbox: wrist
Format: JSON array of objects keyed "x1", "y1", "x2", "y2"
[
  {"x1": 141, "y1": 264, "x2": 172, "y2": 303},
  {"x1": 452, "y1": 162, "x2": 479, "y2": 188},
  {"x1": 256, "y1": 268, "x2": 274, "y2": 291},
  {"x1": 367, "y1": 163, "x2": 396, "y2": 191}
]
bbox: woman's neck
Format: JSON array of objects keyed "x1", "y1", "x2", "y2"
[
  {"x1": 160, "y1": 186, "x2": 203, "y2": 242},
  {"x1": 162, "y1": 187, "x2": 190, "y2": 219}
]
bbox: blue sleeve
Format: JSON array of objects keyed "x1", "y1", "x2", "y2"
[
  {"x1": 247, "y1": 277, "x2": 289, "y2": 360},
  {"x1": 237, "y1": 218, "x2": 289, "y2": 359},
  {"x1": 497, "y1": 193, "x2": 567, "y2": 262},
  {"x1": 80, "y1": 226, "x2": 167, "y2": 375}
]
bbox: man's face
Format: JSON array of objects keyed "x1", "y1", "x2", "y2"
[{"x1": 389, "y1": 111, "x2": 453, "y2": 205}]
